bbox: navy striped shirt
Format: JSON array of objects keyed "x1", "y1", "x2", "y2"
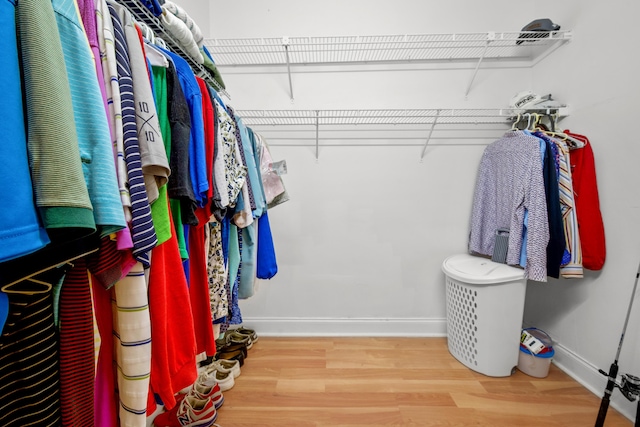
[{"x1": 109, "y1": 4, "x2": 157, "y2": 267}]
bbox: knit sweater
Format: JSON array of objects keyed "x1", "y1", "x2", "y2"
[{"x1": 469, "y1": 130, "x2": 549, "y2": 281}]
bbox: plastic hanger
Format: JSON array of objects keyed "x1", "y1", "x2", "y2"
[
  {"x1": 511, "y1": 113, "x2": 521, "y2": 130},
  {"x1": 525, "y1": 113, "x2": 533, "y2": 130},
  {"x1": 540, "y1": 128, "x2": 585, "y2": 149},
  {"x1": 1, "y1": 277, "x2": 53, "y2": 295},
  {"x1": 532, "y1": 113, "x2": 543, "y2": 130}
]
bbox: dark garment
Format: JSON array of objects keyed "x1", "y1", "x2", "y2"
[
  {"x1": 140, "y1": 0, "x2": 162, "y2": 16},
  {"x1": 0, "y1": 271, "x2": 64, "y2": 427},
  {"x1": 165, "y1": 61, "x2": 198, "y2": 226},
  {"x1": 59, "y1": 258, "x2": 95, "y2": 427},
  {"x1": 541, "y1": 137, "x2": 565, "y2": 278}
]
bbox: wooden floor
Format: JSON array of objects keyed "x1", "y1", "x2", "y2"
[{"x1": 215, "y1": 337, "x2": 631, "y2": 427}]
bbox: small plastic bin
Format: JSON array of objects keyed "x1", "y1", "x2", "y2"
[
  {"x1": 442, "y1": 254, "x2": 527, "y2": 377},
  {"x1": 518, "y1": 328, "x2": 554, "y2": 378}
]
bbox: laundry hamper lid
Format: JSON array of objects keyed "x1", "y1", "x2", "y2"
[{"x1": 442, "y1": 254, "x2": 525, "y2": 284}]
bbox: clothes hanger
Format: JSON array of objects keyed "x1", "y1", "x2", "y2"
[
  {"x1": 511, "y1": 113, "x2": 521, "y2": 130},
  {"x1": 532, "y1": 113, "x2": 543, "y2": 130},
  {"x1": 139, "y1": 22, "x2": 155, "y2": 43},
  {"x1": 525, "y1": 113, "x2": 533, "y2": 130},
  {"x1": 0, "y1": 232, "x2": 100, "y2": 289},
  {"x1": 155, "y1": 37, "x2": 168, "y2": 49},
  {"x1": 540, "y1": 127, "x2": 585, "y2": 149},
  {"x1": 1, "y1": 277, "x2": 53, "y2": 295}
]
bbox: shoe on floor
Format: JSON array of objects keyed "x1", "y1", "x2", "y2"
[
  {"x1": 198, "y1": 368, "x2": 235, "y2": 392},
  {"x1": 201, "y1": 358, "x2": 241, "y2": 379},
  {"x1": 152, "y1": 394, "x2": 217, "y2": 427},
  {"x1": 192, "y1": 380, "x2": 224, "y2": 409},
  {"x1": 215, "y1": 348, "x2": 245, "y2": 367},
  {"x1": 229, "y1": 326, "x2": 258, "y2": 344},
  {"x1": 226, "y1": 330, "x2": 253, "y2": 349}
]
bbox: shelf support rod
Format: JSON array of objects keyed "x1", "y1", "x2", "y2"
[
  {"x1": 420, "y1": 109, "x2": 440, "y2": 161},
  {"x1": 315, "y1": 110, "x2": 320, "y2": 160},
  {"x1": 283, "y1": 37, "x2": 294, "y2": 100},
  {"x1": 464, "y1": 32, "x2": 495, "y2": 99}
]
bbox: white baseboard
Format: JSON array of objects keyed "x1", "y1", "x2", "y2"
[
  {"x1": 239, "y1": 317, "x2": 447, "y2": 337},
  {"x1": 552, "y1": 342, "x2": 636, "y2": 423}
]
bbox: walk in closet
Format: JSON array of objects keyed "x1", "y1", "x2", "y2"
[
  {"x1": 1, "y1": 0, "x2": 638, "y2": 425},
  {"x1": 203, "y1": 0, "x2": 639, "y2": 423}
]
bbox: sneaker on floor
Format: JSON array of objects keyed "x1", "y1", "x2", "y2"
[
  {"x1": 229, "y1": 326, "x2": 258, "y2": 344},
  {"x1": 198, "y1": 368, "x2": 235, "y2": 392},
  {"x1": 192, "y1": 381, "x2": 224, "y2": 409},
  {"x1": 152, "y1": 395, "x2": 217, "y2": 427},
  {"x1": 201, "y1": 358, "x2": 241, "y2": 379}
]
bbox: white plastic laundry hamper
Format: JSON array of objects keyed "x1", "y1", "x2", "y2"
[{"x1": 442, "y1": 254, "x2": 527, "y2": 377}]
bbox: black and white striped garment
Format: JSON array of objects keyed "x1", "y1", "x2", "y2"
[
  {"x1": 109, "y1": 3, "x2": 157, "y2": 267},
  {"x1": 0, "y1": 278, "x2": 64, "y2": 427}
]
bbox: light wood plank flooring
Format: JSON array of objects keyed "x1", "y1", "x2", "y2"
[{"x1": 215, "y1": 337, "x2": 631, "y2": 427}]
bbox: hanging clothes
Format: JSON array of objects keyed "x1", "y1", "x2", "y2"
[
  {"x1": 256, "y1": 211, "x2": 278, "y2": 280},
  {"x1": 207, "y1": 221, "x2": 229, "y2": 322},
  {"x1": 564, "y1": 130, "x2": 606, "y2": 270},
  {"x1": 109, "y1": 2, "x2": 158, "y2": 267},
  {"x1": 17, "y1": 0, "x2": 95, "y2": 236},
  {"x1": 0, "y1": 0, "x2": 50, "y2": 263},
  {"x1": 552, "y1": 138, "x2": 584, "y2": 279},
  {"x1": 53, "y1": 0, "x2": 127, "y2": 237},
  {"x1": 58, "y1": 259, "x2": 95, "y2": 427},
  {"x1": 96, "y1": 0, "x2": 135, "y2": 255},
  {"x1": 147, "y1": 203, "x2": 198, "y2": 413},
  {"x1": 469, "y1": 130, "x2": 549, "y2": 282},
  {"x1": 111, "y1": 1, "x2": 170, "y2": 205},
  {"x1": 0, "y1": 269, "x2": 66, "y2": 427},
  {"x1": 531, "y1": 131, "x2": 566, "y2": 278}
]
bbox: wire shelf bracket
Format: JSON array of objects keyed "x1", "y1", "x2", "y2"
[
  {"x1": 464, "y1": 32, "x2": 495, "y2": 99},
  {"x1": 283, "y1": 37, "x2": 295, "y2": 100},
  {"x1": 420, "y1": 109, "x2": 441, "y2": 161}
]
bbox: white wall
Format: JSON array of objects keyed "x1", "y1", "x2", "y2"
[
  {"x1": 191, "y1": 0, "x2": 638, "y2": 421},
  {"x1": 525, "y1": 0, "x2": 640, "y2": 421}
]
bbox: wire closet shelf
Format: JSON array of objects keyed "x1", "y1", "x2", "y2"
[
  {"x1": 236, "y1": 108, "x2": 565, "y2": 126},
  {"x1": 205, "y1": 31, "x2": 571, "y2": 99},
  {"x1": 120, "y1": 0, "x2": 230, "y2": 98},
  {"x1": 237, "y1": 107, "x2": 568, "y2": 160},
  {"x1": 204, "y1": 31, "x2": 572, "y2": 66}
]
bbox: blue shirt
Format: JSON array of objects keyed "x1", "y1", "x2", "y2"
[
  {"x1": 0, "y1": 0, "x2": 50, "y2": 262},
  {"x1": 157, "y1": 47, "x2": 209, "y2": 207}
]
